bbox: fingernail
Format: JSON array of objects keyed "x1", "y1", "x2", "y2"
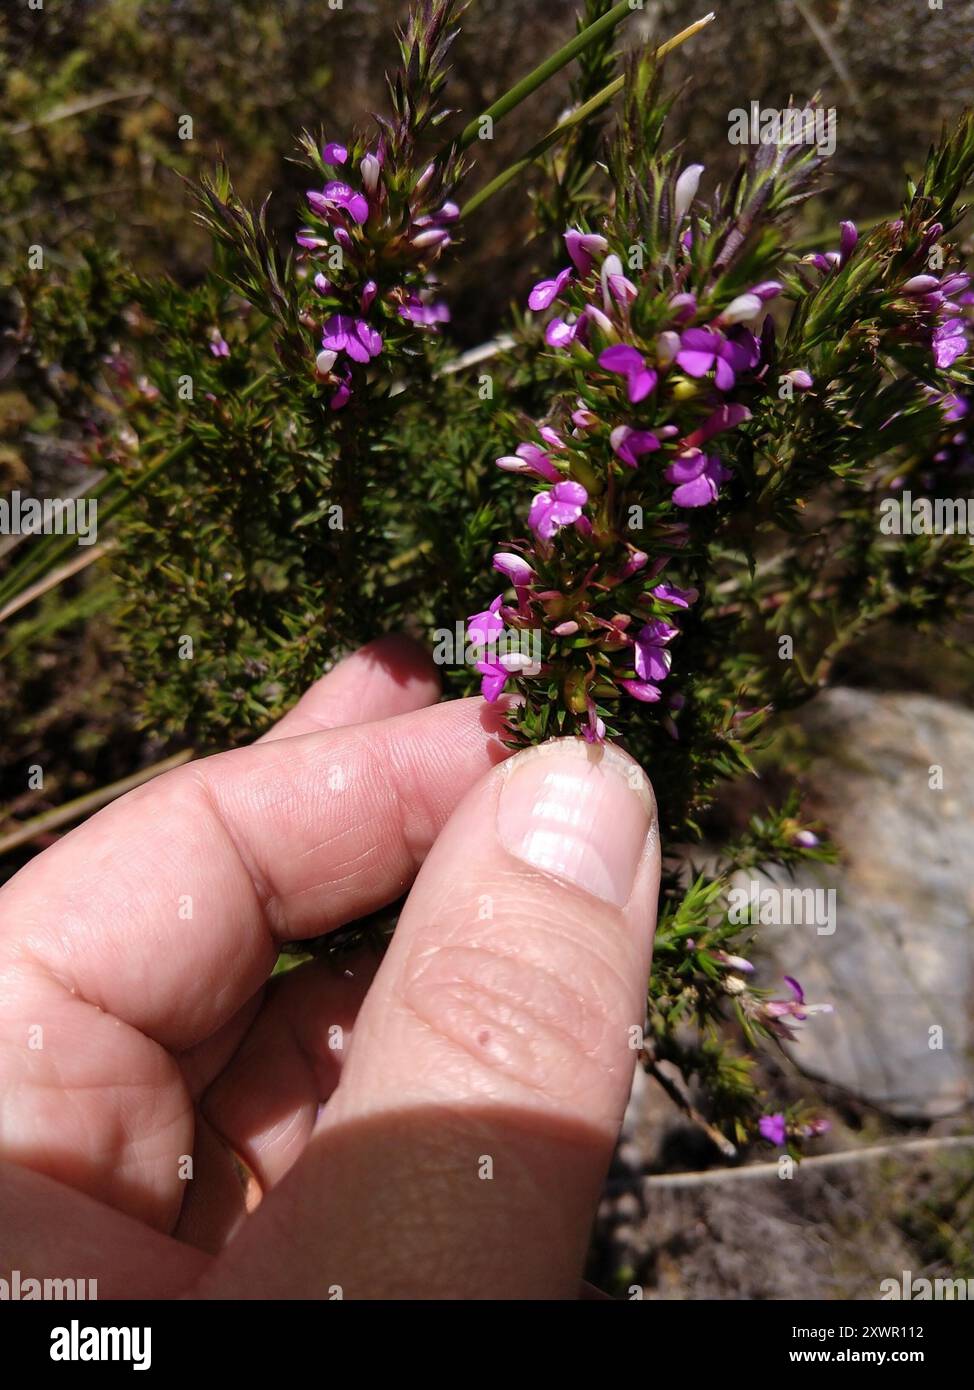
[{"x1": 497, "y1": 739, "x2": 656, "y2": 907}]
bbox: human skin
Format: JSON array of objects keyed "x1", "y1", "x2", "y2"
[{"x1": 0, "y1": 635, "x2": 660, "y2": 1299}]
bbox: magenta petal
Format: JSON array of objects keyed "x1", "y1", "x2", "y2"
[
  {"x1": 672, "y1": 474, "x2": 718, "y2": 507},
  {"x1": 620, "y1": 679, "x2": 662, "y2": 703},
  {"x1": 784, "y1": 975, "x2": 805, "y2": 1005},
  {"x1": 714, "y1": 356, "x2": 736, "y2": 391},
  {"x1": 599, "y1": 344, "x2": 644, "y2": 374},
  {"x1": 628, "y1": 367, "x2": 656, "y2": 402},
  {"x1": 553, "y1": 480, "x2": 588, "y2": 506},
  {"x1": 665, "y1": 452, "x2": 706, "y2": 484},
  {"x1": 348, "y1": 193, "x2": 370, "y2": 224},
  {"x1": 476, "y1": 662, "x2": 509, "y2": 702},
  {"x1": 676, "y1": 348, "x2": 716, "y2": 378}
]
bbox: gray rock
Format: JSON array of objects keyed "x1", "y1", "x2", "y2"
[{"x1": 751, "y1": 687, "x2": 974, "y2": 1119}]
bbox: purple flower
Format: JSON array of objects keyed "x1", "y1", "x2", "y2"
[
  {"x1": 475, "y1": 656, "x2": 511, "y2": 703},
  {"x1": 652, "y1": 581, "x2": 698, "y2": 608},
  {"x1": 838, "y1": 220, "x2": 858, "y2": 264},
  {"x1": 572, "y1": 402, "x2": 598, "y2": 430},
  {"x1": 528, "y1": 480, "x2": 588, "y2": 540},
  {"x1": 496, "y1": 442, "x2": 561, "y2": 482},
  {"x1": 933, "y1": 317, "x2": 968, "y2": 369},
  {"x1": 681, "y1": 402, "x2": 752, "y2": 450},
  {"x1": 902, "y1": 274, "x2": 942, "y2": 296},
  {"x1": 599, "y1": 345, "x2": 657, "y2": 403},
  {"x1": 564, "y1": 228, "x2": 608, "y2": 275},
  {"x1": 762, "y1": 976, "x2": 834, "y2": 1041},
  {"x1": 581, "y1": 694, "x2": 606, "y2": 744},
  {"x1": 806, "y1": 221, "x2": 858, "y2": 275},
  {"x1": 634, "y1": 619, "x2": 677, "y2": 683},
  {"x1": 759, "y1": 1113, "x2": 788, "y2": 1146},
  {"x1": 528, "y1": 266, "x2": 572, "y2": 312},
  {"x1": 493, "y1": 553, "x2": 534, "y2": 586},
  {"x1": 619, "y1": 678, "x2": 663, "y2": 703},
  {"x1": 751, "y1": 280, "x2": 783, "y2": 301},
  {"x1": 669, "y1": 292, "x2": 698, "y2": 323},
  {"x1": 308, "y1": 181, "x2": 370, "y2": 225},
  {"x1": 610, "y1": 425, "x2": 660, "y2": 468},
  {"x1": 399, "y1": 296, "x2": 450, "y2": 327},
  {"x1": 329, "y1": 370, "x2": 351, "y2": 411},
  {"x1": 321, "y1": 314, "x2": 382, "y2": 364},
  {"x1": 794, "y1": 829, "x2": 820, "y2": 848},
  {"x1": 601, "y1": 254, "x2": 638, "y2": 308},
  {"x1": 296, "y1": 229, "x2": 327, "y2": 250},
  {"x1": 466, "y1": 594, "x2": 504, "y2": 648},
  {"x1": 208, "y1": 330, "x2": 230, "y2": 358},
  {"x1": 714, "y1": 950, "x2": 754, "y2": 973},
  {"x1": 665, "y1": 451, "x2": 732, "y2": 508},
  {"x1": 545, "y1": 315, "x2": 583, "y2": 348},
  {"x1": 411, "y1": 227, "x2": 451, "y2": 251},
  {"x1": 676, "y1": 326, "x2": 759, "y2": 391},
  {"x1": 322, "y1": 142, "x2": 348, "y2": 166},
  {"x1": 538, "y1": 426, "x2": 566, "y2": 450}
]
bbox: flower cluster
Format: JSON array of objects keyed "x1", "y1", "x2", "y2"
[
  {"x1": 295, "y1": 138, "x2": 457, "y2": 408},
  {"x1": 803, "y1": 217, "x2": 972, "y2": 370},
  {"x1": 466, "y1": 163, "x2": 815, "y2": 733}
]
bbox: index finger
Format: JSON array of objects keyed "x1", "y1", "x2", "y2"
[{"x1": 0, "y1": 696, "x2": 512, "y2": 1052}]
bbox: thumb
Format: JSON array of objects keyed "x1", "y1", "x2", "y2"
[{"x1": 204, "y1": 738, "x2": 660, "y2": 1300}]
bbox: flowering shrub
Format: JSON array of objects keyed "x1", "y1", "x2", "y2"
[{"x1": 4, "y1": 0, "x2": 974, "y2": 1160}]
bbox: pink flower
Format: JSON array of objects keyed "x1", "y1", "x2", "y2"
[
  {"x1": 665, "y1": 450, "x2": 732, "y2": 508},
  {"x1": 619, "y1": 678, "x2": 663, "y2": 703},
  {"x1": 493, "y1": 553, "x2": 534, "y2": 586},
  {"x1": 564, "y1": 228, "x2": 608, "y2": 275},
  {"x1": 399, "y1": 296, "x2": 450, "y2": 327},
  {"x1": 600, "y1": 254, "x2": 637, "y2": 307},
  {"x1": 759, "y1": 1113, "x2": 788, "y2": 1146},
  {"x1": 528, "y1": 480, "x2": 588, "y2": 541},
  {"x1": 652, "y1": 581, "x2": 698, "y2": 607},
  {"x1": 545, "y1": 316, "x2": 582, "y2": 348},
  {"x1": 208, "y1": 330, "x2": 230, "y2": 358},
  {"x1": 322, "y1": 142, "x2": 348, "y2": 165},
  {"x1": 762, "y1": 976, "x2": 834, "y2": 1041},
  {"x1": 599, "y1": 345, "x2": 657, "y2": 403},
  {"x1": 610, "y1": 425, "x2": 660, "y2": 468},
  {"x1": 680, "y1": 403, "x2": 752, "y2": 450},
  {"x1": 528, "y1": 266, "x2": 573, "y2": 311},
  {"x1": 496, "y1": 442, "x2": 561, "y2": 482},
  {"x1": 676, "y1": 326, "x2": 759, "y2": 391},
  {"x1": 933, "y1": 317, "x2": 967, "y2": 369},
  {"x1": 466, "y1": 595, "x2": 504, "y2": 648},
  {"x1": 308, "y1": 181, "x2": 370, "y2": 225},
  {"x1": 329, "y1": 371, "x2": 351, "y2": 411},
  {"x1": 634, "y1": 619, "x2": 677, "y2": 683},
  {"x1": 321, "y1": 315, "x2": 383, "y2": 364}
]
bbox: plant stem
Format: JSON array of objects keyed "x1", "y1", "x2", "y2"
[
  {"x1": 460, "y1": 12, "x2": 716, "y2": 218},
  {"x1": 449, "y1": 0, "x2": 640, "y2": 155}
]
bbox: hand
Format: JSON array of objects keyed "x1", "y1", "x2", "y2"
[{"x1": 0, "y1": 636, "x2": 660, "y2": 1299}]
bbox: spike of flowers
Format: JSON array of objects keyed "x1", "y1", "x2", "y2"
[
  {"x1": 465, "y1": 159, "x2": 818, "y2": 733},
  {"x1": 289, "y1": 2, "x2": 469, "y2": 408}
]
